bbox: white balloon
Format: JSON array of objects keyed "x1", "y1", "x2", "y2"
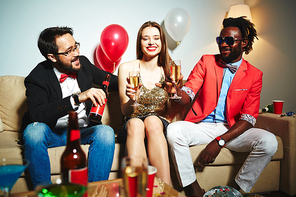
[{"x1": 164, "y1": 8, "x2": 191, "y2": 42}]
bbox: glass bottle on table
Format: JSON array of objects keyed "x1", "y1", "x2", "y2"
[
  {"x1": 89, "y1": 73, "x2": 111, "y2": 123},
  {"x1": 60, "y1": 111, "x2": 88, "y2": 187},
  {"x1": 262, "y1": 104, "x2": 274, "y2": 113}
]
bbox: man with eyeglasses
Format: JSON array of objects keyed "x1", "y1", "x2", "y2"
[
  {"x1": 21, "y1": 26, "x2": 118, "y2": 188},
  {"x1": 162, "y1": 17, "x2": 278, "y2": 196}
]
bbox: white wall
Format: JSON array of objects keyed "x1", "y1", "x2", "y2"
[
  {"x1": 0, "y1": 0, "x2": 243, "y2": 77},
  {"x1": 245, "y1": 0, "x2": 296, "y2": 113},
  {"x1": 1, "y1": 0, "x2": 295, "y2": 112}
]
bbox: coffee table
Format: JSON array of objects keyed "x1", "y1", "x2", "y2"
[{"x1": 10, "y1": 178, "x2": 185, "y2": 197}]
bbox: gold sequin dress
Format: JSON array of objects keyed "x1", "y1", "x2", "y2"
[
  {"x1": 129, "y1": 74, "x2": 169, "y2": 119},
  {"x1": 117, "y1": 72, "x2": 170, "y2": 143}
]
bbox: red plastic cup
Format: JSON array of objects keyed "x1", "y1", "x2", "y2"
[
  {"x1": 146, "y1": 166, "x2": 157, "y2": 197},
  {"x1": 127, "y1": 176, "x2": 138, "y2": 197},
  {"x1": 122, "y1": 156, "x2": 148, "y2": 197},
  {"x1": 273, "y1": 100, "x2": 284, "y2": 114}
]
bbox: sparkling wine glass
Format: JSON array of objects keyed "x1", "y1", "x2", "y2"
[
  {"x1": 0, "y1": 158, "x2": 29, "y2": 197},
  {"x1": 121, "y1": 156, "x2": 148, "y2": 197},
  {"x1": 129, "y1": 70, "x2": 142, "y2": 107},
  {"x1": 169, "y1": 60, "x2": 181, "y2": 100}
]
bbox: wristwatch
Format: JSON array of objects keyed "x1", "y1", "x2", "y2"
[
  {"x1": 72, "y1": 93, "x2": 81, "y2": 105},
  {"x1": 215, "y1": 136, "x2": 226, "y2": 147}
]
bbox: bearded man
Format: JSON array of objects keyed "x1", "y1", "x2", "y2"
[{"x1": 21, "y1": 26, "x2": 118, "y2": 188}]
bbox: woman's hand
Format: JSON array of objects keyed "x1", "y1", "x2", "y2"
[
  {"x1": 125, "y1": 77, "x2": 142, "y2": 102},
  {"x1": 91, "y1": 184, "x2": 109, "y2": 197}
]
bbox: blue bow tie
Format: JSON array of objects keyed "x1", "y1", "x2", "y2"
[{"x1": 219, "y1": 61, "x2": 238, "y2": 74}]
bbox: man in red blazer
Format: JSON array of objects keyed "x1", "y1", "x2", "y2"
[{"x1": 165, "y1": 17, "x2": 278, "y2": 196}]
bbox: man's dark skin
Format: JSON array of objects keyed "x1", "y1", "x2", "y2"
[{"x1": 157, "y1": 26, "x2": 251, "y2": 197}]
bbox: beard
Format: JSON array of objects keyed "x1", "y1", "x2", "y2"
[
  {"x1": 220, "y1": 42, "x2": 243, "y2": 63},
  {"x1": 55, "y1": 55, "x2": 81, "y2": 73}
]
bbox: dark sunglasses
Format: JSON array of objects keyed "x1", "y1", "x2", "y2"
[{"x1": 216, "y1": 36, "x2": 244, "y2": 46}]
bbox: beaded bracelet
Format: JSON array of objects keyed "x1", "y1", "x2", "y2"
[{"x1": 174, "y1": 90, "x2": 182, "y2": 102}]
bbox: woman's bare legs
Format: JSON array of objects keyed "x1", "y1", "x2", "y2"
[
  {"x1": 126, "y1": 118, "x2": 146, "y2": 158},
  {"x1": 144, "y1": 116, "x2": 170, "y2": 185},
  {"x1": 125, "y1": 116, "x2": 170, "y2": 185}
]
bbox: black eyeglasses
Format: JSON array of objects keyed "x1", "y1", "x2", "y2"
[
  {"x1": 54, "y1": 42, "x2": 80, "y2": 56},
  {"x1": 216, "y1": 37, "x2": 244, "y2": 46}
]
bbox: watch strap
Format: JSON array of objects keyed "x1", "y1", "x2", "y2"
[
  {"x1": 215, "y1": 136, "x2": 222, "y2": 141},
  {"x1": 215, "y1": 136, "x2": 226, "y2": 147},
  {"x1": 72, "y1": 94, "x2": 81, "y2": 105}
]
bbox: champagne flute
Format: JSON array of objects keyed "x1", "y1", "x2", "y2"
[
  {"x1": 121, "y1": 156, "x2": 148, "y2": 197},
  {"x1": 0, "y1": 158, "x2": 29, "y2": 197},
  {"x1": 129, "y1": 70, "x2": 142, "y2": 107},
  {"x1": 169, "y1": 60, "x2": 181, "y2": 99}
]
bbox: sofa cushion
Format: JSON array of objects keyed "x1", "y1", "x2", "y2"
[
  {"x1": 0, "y1": 131, "x2": 21, "y2": 147},
  {"x1": 0, "y1": 75, "x2": 27, "y2": 132},
  {"x1": 101, "y1": 91, "x2": 124, "y2": 134},
  {"x1": 0, "y1": 117, "x2": 4, "y2": 132},
  {"x1": 0, "y1": 75, "x2": 124, "y2": 134}
]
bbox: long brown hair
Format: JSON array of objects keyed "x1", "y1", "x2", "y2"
[{"x1": 136, "y1": 21, "x2": 171, "y2": 79}]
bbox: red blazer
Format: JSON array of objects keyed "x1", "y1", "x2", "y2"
[{"x1": 184, "y1": 54, "x2": 263, "y2": 127}]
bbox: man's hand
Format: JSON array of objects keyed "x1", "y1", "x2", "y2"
[
  {"x1": 197, "y1": 140, "x2": 222, "y2": 167},
  {"x1": 155, "y1": 74, "x2": 184, "y2": 94},
  {"x1": 79, "y1": 88, "x2": 107, "y2": 106}
]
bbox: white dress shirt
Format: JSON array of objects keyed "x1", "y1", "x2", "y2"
[{"x1": 53, "y1": 68, "x2": 88, "y2": 128}]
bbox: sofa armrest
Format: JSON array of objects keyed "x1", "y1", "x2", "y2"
[{"x1": 254, "y1": 113, "x2": 296, "y2": 196}]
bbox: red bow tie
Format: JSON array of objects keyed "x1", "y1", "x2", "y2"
[{"x1": 60, "y1": 72, "x2": 77, "y2": 83}]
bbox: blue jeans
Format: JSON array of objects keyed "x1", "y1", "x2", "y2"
[{"x1": 22, "y1": 122, "x2": 115, "y2": 188}]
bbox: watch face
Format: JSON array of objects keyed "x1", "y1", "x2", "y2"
[
  {"x1": 219, "y1": 139, "x2": 225, "y2": 146},
  {"x1": 216, "y1": 137, "x2": 225, "y2": 147}
]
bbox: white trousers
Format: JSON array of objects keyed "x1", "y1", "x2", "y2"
[{"x1": 167, "y1": 121, "x2": 278, "y2": 193}]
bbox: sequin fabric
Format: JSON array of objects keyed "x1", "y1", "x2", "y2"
[{"x1": 130, "y1": 74, "x2": 169, "y2": 118}]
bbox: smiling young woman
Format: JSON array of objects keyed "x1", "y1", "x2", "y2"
[{"x1": 117, "y1": 21, "x2": 172, "y2": 185}]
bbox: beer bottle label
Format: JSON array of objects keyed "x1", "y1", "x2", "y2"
[
  {"x1": 70, "y1": 129, "x2": 80, "y2": 141},
  {"x1": 69, "y1": 167, "x2": 88, "y2": 186},
  {"x1": 90, "y1": 98, "x2": 107, "y2": 116},
  {"x1": 102, "y1": 81, "x2": 109, "y2": 86}
]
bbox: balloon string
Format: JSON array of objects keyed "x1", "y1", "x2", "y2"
[
  {"x1": 176, "y1": 41, "x2": 180, "y2": 60},
  {"x1": 113, "y1": 62, "x2": 116, "y2": 73}
]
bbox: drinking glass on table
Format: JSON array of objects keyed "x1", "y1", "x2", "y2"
[
  {"x1": 129, "y1": 70, "x2": 142, "y2": 107},
  {"x1": 121, "y1": 156, "x2": 148, "y2": 197},
  {"x1": 0, "y1": 158, "x2": 29, "y2": 197},
  {"x1": 169, "y1": 60, "x2": 181, "y2": 99},
  {"x1": 37, "y1": 182, "x2": 87, "y2": 197}
]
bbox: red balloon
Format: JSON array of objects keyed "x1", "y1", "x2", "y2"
[
  {"x1": 94, "y1": 45, "x2": 121, "y2": 73},
  {"x1": 100, "y1": 24, "x2": 129, "y2": 62}
]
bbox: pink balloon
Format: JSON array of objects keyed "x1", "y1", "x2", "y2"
[
  {"x1": 94, "y1": 45, "x2": 121, "y2": 73},
  {"x1": 100, "y1": 24, "x2": 129, "y2": 62}
]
